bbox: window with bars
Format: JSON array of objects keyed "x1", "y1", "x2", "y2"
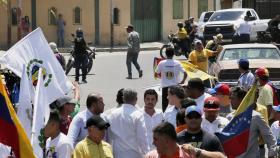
[
  {"x1": 11, "y1": 8, "x2": 18, "y2": 25},
  {"x1": 198, "y1": 0, "x2": 208, "y2": 18},
  {"x1": 73, "y1": 7, "x2": 82, "y2": 25},
  {"x1": 173, "y1": 0, "x2": 183, "y2": 19},
  {"x1": 48, "y1": 7, "x2": 57, "y2": 25}
]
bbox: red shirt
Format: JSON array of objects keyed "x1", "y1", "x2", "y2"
[{"x1": 60, "y1": 116, "x2": 72, "y2": 135}]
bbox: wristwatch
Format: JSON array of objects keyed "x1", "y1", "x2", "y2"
[{"x1": 194, "y1": 148, "x2": 202, "y2": 157}]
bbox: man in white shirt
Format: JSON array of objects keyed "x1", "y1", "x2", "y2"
[
  {"x1": 164, "y1": 85, "x2": 186, "y2": 128},
  {"x1": 156, "y1": 47, "x2": 187, "y2": 112},
  {"x1": 142, "y1": 89, "x2": 164, "y2": 149},
  {"x1": 45, "y1": 112, "x2": 73, "y2": 158},
  {"x1": 201, "y1": 97, "x2": 229, "y2": 134},
  {"x1": 67, "y1": 93, "x2": 105, "y2": 146},
  {"x1": 235, "y1": 15, "x2": 251, "y2": 43},
  {"x1": 107, "y1": 88, "x2": 149, "y2": 158},
  {"x1": 186, "y1": 78, "x2": 211, "y2": 112}
]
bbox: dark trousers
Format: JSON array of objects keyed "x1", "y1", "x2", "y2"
[
  {"x1": 162, "y1": 87, "x2": 169, "y2": 112},
  {"x1": 126, "y1": 51, "x2": 141, "y2": 76},
  {"x1": 238, "y1": 34, "x2": 250, "y2": 43},
  {"x1": 75, "y1": 55, "x2": 88, "y2": 81}
]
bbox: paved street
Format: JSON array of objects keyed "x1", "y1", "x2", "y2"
[{"x1": 65, "y1": 50, "x2": 164, "y2": 111}]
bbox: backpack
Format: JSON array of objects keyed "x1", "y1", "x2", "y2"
[{"x1": 267, "y1": 82, "x2": 280, "y2": 106}]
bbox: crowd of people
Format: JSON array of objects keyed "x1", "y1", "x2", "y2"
[
  {"x1": 10, "y1": 49, "x2": 276, "y2": 158},
  {"x1": 2, "y1": 12, "x2": 280, "y2": 158}
]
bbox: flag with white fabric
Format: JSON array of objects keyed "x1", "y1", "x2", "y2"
[
  {"x1": 31, "y1": 68, "x2": 52, "y2": 158},
  {"x1": 17, "y1": 64, "x2": 34, "y2": 139},
  {"x1": 0, "y1": 27, "x2": 72, "y2": 102},
  {"x1": 0, "y1": 27, "x2": 72, "y2": 157}
]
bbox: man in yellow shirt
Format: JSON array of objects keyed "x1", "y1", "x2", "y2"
[
  {"x1": 73, "y1": 115, "x2": 113, "y2": 158},
  {"x1": 188, "y1": 40, "x2": 218, "y2": 72},
  {"x1": 176, "y1": 22, "x2": 189, "y2": 56}
]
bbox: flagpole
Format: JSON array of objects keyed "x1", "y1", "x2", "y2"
[{"x1": 31, "y1": 68, "x2": 42, "y2": 145}]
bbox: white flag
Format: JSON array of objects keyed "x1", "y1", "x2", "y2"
[
  {"x1": 17, "y1": 64, "x2": 34, "y2": 139},
  {"x1": 31, "y1": 68, "x2": 52, "y2": 158},
  {"x1": 0, "y1": 27, "x2": 72, "y2": 101}
]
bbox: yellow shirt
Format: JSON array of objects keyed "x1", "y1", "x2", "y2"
[
  {"x1": 177, "y1": 28, "x2": 188, "y2": 39},
  {"x1": 257, "y1": 84, "x2": 273, "y2": 107},
  {"x1": 73, "y1": 137, "x2": 113, "y2": 158},
  {"x1": 188, "y1": 49, "x2": 214, "y2": 72},
  {"x1": 256, "y1": 104, "x2": 268, "y2": 124}
]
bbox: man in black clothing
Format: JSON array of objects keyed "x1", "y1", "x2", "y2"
[
  {"x1": 177, "y1": 105, "x2": 224, "y2": 152},
  {"x1": 267, "y1": 15, "x2": 280, "y2": 43},
  {"x1": 74, "y1": 28, "x2": 89, "y2": 83}
]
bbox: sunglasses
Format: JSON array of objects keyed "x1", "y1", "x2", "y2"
[{"x1": 186, "y1": 112, "x2": 201, "y2": 119}]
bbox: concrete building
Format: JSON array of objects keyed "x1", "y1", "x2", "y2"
[{"x1": 0, "y1": 0, "x2": 234, "y2": 48}]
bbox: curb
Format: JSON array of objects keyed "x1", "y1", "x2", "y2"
[{"x1": 58, "y1": 46, "x2": 161, "y2": 53}]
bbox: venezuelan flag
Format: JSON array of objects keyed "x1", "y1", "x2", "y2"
[
  {"x1": 216, "y1": 83, "x2": 257, "y2": 158},
  {"x1": 0, "y1": 75, "x2": 35, "y2": 158}
]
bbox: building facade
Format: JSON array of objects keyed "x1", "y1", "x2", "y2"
[{"x1": 0, "y1": 0, "x2": 233, "y2": 48}]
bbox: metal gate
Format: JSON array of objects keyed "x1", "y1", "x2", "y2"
[
  {"x1": 243, "y1": 0, "x2": 280, "y2": 19},
  {"x1": 131, "y1": 0, "x2": 161, "y2": 42}
]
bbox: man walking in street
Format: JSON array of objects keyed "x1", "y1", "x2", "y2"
[
  {"x1": 155, "y1": 47, "x2": 187, "y2": 111},
  {"x1": 125, "y1": 24, "x2": 143, "y2": 79}
]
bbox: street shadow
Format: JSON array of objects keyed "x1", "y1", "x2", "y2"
[{"x1": 67, "y1": 73, "x2": 96, "y2": 76}]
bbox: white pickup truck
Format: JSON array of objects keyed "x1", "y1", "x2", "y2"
[{"x1": 201, "y1": 8, "x2": 270, "y2": 42}]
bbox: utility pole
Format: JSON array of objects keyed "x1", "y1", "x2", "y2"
[
  {"x1": 17, "y1": 0, "x2": 22, "y2": 41},
  {"x1": 7, "y1": 0, "x2": 11, "y2": 48}
]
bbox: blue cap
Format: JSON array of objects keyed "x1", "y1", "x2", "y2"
[
  {"x1": 238, "y1": 58, "x2": 249, "y2": 69},
  {"x1": 273, "y1": 106, "x2": 280, "y2": 112},
  {"x1": 185, "y1": 105, "x2": 202, "y2": 116},
  {"x1": 207, "y1": 83, "x2": 230, "y2": 95}
]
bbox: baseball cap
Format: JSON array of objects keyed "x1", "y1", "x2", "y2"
[
  {"x1": 213, "y1": 33, "x2": 223, "y2": 41},
  {"x1": 85, "y1": 115, "x2": 110, "y2": 129},
  {"x1": 255, "y1": 67, "x2": 269, "y2": 78},
  {"x1": 185, "y1": 105, "x2": 202, "y2": 116},
  {"x1": 238, "y1": 58, "x2": 249, "y2": 69},
  {"x1": 204, "y1": 97, "x2": 220, "y2": 111},
  {"x1": 56, "y1": 96, "x2": 76, "y2": 108},
  {"x1": 207, "y1": 83, "x2": 230, "y2": 95},
  {"x1": 194, "y1": 40, "x2": 203, "y2": 45},
  {"x1": 125, "y1": 24, "x2": 134, "y2": 29},
  {"x1": 49, "y1": 42, "x2": 58, "y2": 53},
  {"x1": 189, "y1": 17, "x2": 194, "y2": 20}
]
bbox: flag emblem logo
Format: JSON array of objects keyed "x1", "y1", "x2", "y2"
[{"x1": 27, "y1": 59, "x2": 52, "y2": 87}]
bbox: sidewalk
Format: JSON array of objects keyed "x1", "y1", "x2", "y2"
[{"x1": 58, "y1": 42, "x2": 164, "y2": 53}]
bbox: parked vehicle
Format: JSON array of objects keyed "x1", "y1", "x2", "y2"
[
  {"x1": 202, "y1": 8, "x2": 270, "y2": 42},
  {"x1": 197, "y1": 11, "x2": 214, "y2": 39},
  {"x1": 209, "y1": 44, "x2": 280, "y2": 87}
]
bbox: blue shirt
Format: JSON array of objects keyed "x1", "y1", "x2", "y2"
[
  {"x1": 238, "y1": 71, "x2": 255, "y2": 91},
  {"x1": 67, "y1": 109, "x2": 93, "y2": 146}
]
